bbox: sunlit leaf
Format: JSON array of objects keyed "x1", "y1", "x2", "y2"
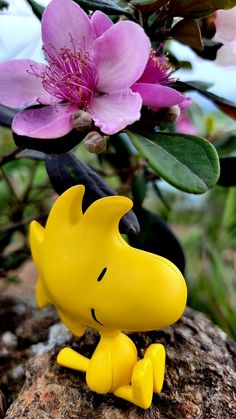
[{"x1": 126, "y1": 130, "x2": 220, "y2": 194}]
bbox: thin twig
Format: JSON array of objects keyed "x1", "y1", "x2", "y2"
[{"x1": 0, "y1": 149, "x2": 20, "y2": 167}]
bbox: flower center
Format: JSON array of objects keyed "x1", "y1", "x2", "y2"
[
  {"x1": 138, "y1": 49, "x2": 173, "y2": 85},
  {"x1": 149, "y1": 50, "x2": 172, "y2": 84},
  {"x1": 30, "y1": 39, "x2": 98, "y2": 107}
]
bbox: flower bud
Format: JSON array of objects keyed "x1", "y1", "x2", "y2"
[
  {"x1": 160, "y1": 105, "x2": 181, "y2": 124},
  {"x1": 73, "y1": 110, "x2": 92, "y2": 132},
  {"x1": 83, "y1": 131, "x2": 107, "y2": 154}
]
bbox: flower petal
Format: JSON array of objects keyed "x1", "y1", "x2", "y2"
[
  {"x1": 178, "y1": 97, "x2": 192, "y2": 111},
  {"x1": 0, "y1": 59, "x2": 55, "y2": 108},
  {"x1": 90, "y1": 89, "x2": 142, "y2": 134},
  {"x1": 42, "y1": 0, "x2": 94, "y2": 54},
  {"x1": 90, "y1": 11, "x2": 113, "y2": 38},
  {"x1": 215, "y1": 42, "x2": 236, "y2": 67},
  {"x1": 214, "y1": 8, "x2": 236, "y2": 43},
  {"x1": 176, "y1": 113, "x2": 197, "y2": 136},
  {"x1": 132, "y1": 83, "x2": 187, "y2": 110},
  {"x1": 93, "y1": 21, "x2": 151, "y2": 92},
  {"x1": 12, "y1": 104, "x2": 77, "y2": 139}
]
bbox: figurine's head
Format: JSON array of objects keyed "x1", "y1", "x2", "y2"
[{"x1": 30, "y1": 185, "x2": 187, "y2": 337}]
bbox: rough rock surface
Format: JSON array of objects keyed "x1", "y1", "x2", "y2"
[
  {"x1": 0, "y1": 294, "x2": 58, "y2": 417},
  {"x1": 5, "y1": 307, "x2": 236, "y2": 419}
]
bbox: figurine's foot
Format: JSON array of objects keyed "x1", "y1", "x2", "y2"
[
  {"x1": 144, "y1": 344, "x2": 166, "y2": 393},
  {"x1": 57, "y1": 347, "x2": 89, "y2": 372},
  {"x1": 114, "y1": 358, "x2": 153, "y2": 409}
]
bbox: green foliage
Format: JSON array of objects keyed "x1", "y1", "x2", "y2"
[
  {"x1": 0, "y1": 128, "x2": 53, "y2": 288},
  {"x1": 187, "y1": 241, "x2": 236, "y2": 339},
  {"x1": 126, "y1": 130, "x2": 220, "y2": 194}
]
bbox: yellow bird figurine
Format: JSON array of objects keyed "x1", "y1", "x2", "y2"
[{"x1": 30, "y1": 185, "x2": 187, "y2": 409}]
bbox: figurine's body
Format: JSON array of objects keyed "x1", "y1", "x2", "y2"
[
  {"x1": 58, "y1": 332, "x2": 165, "y2": 408},
  {"x1": 30, "y1": 185, "x2": 187, "y2": 409}
]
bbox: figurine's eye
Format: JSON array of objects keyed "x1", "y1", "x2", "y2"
[{"x1": 97, "y1": 267, "x2": 107, "y2": 282}]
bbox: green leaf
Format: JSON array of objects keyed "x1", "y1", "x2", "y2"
[
  {"x1": 125, "y1": 130, "x2": 220, "y2": 194},
  {"x1": 26, "y1": 0, "x2": 44, "y2": 19},
  {"x1": 170, "y1": 19, "x2": 203, "y2": 51},
  {"x1": 73, "y1": 0, "x2": 132, "y2": 16},
  {"x1": 170, "y1": 0, "x2": 236, "y2": 18}
]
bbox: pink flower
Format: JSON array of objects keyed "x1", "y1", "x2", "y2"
[
  {"x1": 0, "y1": 0, "x2": 188, "y2": 139},
  {"x1": 214, "y1": 7, "x2": 236, "y2": 67},
  {"x1": 93, "y1": 17, "x2": 189, "y2": 112},
  {"x1": 0, "y1": 0, "x2": 151, "y2": 138},
  {"x1": 176, "y1": 112, "x2": 197, "y2": 135},
  {"x1": 132, "y1": 50, "x2": 188, "y2": 111}
]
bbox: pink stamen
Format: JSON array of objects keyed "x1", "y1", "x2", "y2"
[
  {"x1": 138, "y1": 48, "x2": 174, "y2": 85},
  {"x1": 28, "y1": 37, "x2": 98, "y2": 108},
  {"x1": 149, "y1": 50, "x2": 172, "y2": 84}
]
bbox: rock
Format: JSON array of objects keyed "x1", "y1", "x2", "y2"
[
  {"x1": 31, "y1": 323, "x2": 72, "y2": 356},
  {"x1": 5, "y1": 308, "x2": 236, "y2": 419},
  {"x1": 1, "y1": 332, "x2": 18, "y2": 350},
  {"x1": 9, "y1": 365, "x2": 25, "y2": 381},
  {"x1": 0, "y1": 294, "x2": 58, "y2": 417}
]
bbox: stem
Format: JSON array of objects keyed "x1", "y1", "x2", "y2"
[{"x1": 0, "y1": 149, "x2": 20, "y2": 167}]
